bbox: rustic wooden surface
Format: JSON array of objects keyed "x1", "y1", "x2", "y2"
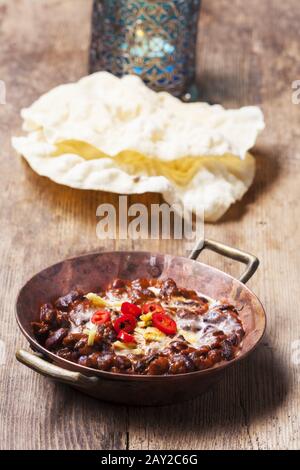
[{"x1": 0, "y1": 0, "x2": 299, "y2": 450}]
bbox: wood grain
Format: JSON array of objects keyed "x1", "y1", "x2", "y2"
[{"x1": 0, "y1": 0, "x2": 299, "y2": 450}]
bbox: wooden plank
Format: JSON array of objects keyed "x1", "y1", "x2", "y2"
[
  {"x1": 129, "y1": 0, "x2": 300, "y2": 450},
  {"x1": 0, "y1": 0, "x2": 299, "y2": 450},
  {"x1": 0, "y1": 0, "x2": 128, "y2": 451}
]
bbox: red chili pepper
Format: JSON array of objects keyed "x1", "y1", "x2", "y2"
[
  {"x1": 121, "y1": 302, "x2": 142, "y2": 318},
  {"x1": 91, "y1": 310, "x2": 111, "y2": 325},
  {"x1": 142, "y1": 302, "x2": 165, "y2": 315},
  {"x1": 117, "y1": 330, "x2": 136, "y2": 344},
  {"x1": 152, "y1": 312, "x2": 177, "y2": 335},
  {"x1": 113, "y1": 314, "x2": 137, "y2": 334}
]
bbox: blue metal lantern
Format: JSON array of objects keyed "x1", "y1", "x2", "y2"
[{"x1": 90, "y1": 0, "x2": 202, "y2": 98}]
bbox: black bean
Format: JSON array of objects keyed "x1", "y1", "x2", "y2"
[
  {"x1": 134, "y1": 360, "x2": 147, "y2": 373},
  {"x1": 147, "y1": 356, "x2": 169, "y2": 375},
  {"x1": 40, "y1": 304, "x2": 56, "y2": 324},
  {"x1": 87, "y1": 352, "x2": 101, "y2": 368},
  {"x1": 63, "y1": 332, "x2": 85, "y2": 347},
  {"x1": 168, "y1": 355, "x2": 188, "y2": 374},
  {"x1": 227, "y1": 333, "x2": 239, "y2": 346},
  {"x1": 114, "y1": 355, "x2": 132, "y2": 370},
  {"x1": 131, "y1": 278, "x2": 150, "y2": 289},
  {"x1": 78, "y1": 355, "x2": 88, "y2": 367},
  {"x1": 54, "y1": 290, "x2": 82, "y2": 311},
  {"x1": 207, "y1": 349, "x2": 222, "y2": 363},
  {"x1": 74, "y1": 336, "x2": 88, "y2": 350},
  {"x1": 56, "y1": 348, "x2": 79, "y2": 362},
  {"x1": 31, "y1": 321, "x2": 50, "y2": 339},
  {"x1": 45, "y1": 328, "x2": 68, "y2": 350},
  {"x1": 160, "y1": 278, "x2": 178, "y2": 297},
  {"x1": 183, "y1": 355, "x2": 196, "y2": 372},
  {"x1": 55, "y1": 311, "x2": 70, "y2": 328},
  {"x1": 176, "y1": 309, "x2": 194, "y2": 320},
  {"x1": 97, "y1": 352, "x2": 115, "y2": 371},
  {"x1": 203, "y1": 310, "x2": 223, "y2": 324},
  {"x1": 169, "y1": 341, "x2": 189, "y2": 352},
  {"x1": 221, "y1": 340, "x2": 234, "y2": 360}
]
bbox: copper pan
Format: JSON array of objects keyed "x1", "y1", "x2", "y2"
[{"x1": 15, "y1": 239, "x2": 266, "y2": 406}]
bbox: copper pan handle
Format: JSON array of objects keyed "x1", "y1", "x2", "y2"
[
  {"x1": 189, "y1": 239, "x2": 259, "y2": 284},
  {"x1": 16, "y1": 349, "x2": 98, "y2": 388}
]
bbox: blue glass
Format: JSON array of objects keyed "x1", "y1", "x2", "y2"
[{"x1": 90, "y1": 0, "x2": 202, "y2": 98}]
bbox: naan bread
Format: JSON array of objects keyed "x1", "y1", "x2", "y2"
[{"x1": 12, "y1": 72, "x2": 264, "y2": 221}]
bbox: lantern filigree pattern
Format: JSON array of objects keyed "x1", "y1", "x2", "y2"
[{"x1": 90, "y1": 0, "x2": 201, "y2": 97}]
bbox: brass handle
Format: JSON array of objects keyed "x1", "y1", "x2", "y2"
[
  {"x1": 189, "y1": 239, "x2": 259, "y2": 284},
  {"x1": 16, "y1": 349, "x2": 98, "y2": 388}
]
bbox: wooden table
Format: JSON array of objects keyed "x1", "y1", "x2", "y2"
[{"x1": 0, "y1": 0, "x2": 299, "y2": 450}]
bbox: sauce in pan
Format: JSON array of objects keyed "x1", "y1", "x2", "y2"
[{"x1": 32, "y1": 278, "x2": 245, "y2": 375}]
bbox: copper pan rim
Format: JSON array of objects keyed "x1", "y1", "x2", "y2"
[{"x1": 15, "y1": 244, "x2": 266, "y2": 382}]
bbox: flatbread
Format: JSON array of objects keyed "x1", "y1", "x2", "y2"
[{"x1": 12, "y1": 72, "x2": 264, "y2": 221}]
